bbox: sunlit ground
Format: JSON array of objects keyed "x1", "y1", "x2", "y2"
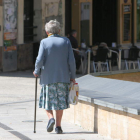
[{"x1": 99, "y1": 72, "x2": 140, "y2": 83}]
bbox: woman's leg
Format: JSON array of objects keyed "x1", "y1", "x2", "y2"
[
  {"x1": 46, "y1": 110, "x2": 54, "y2": 119},
  {"x1": 56, "y1": 110, "x2": 63, "y2": 127},
  {"x1": 46, "y1": 110, "x2": 55, "y2": 132}
]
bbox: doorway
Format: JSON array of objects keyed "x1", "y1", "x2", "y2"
[
  {"x1": 24, "y1": 0, "x2": 34, "y2": 43},
  {"x1": 65, "y1": 0, "x2": 72, "y2": 36},
  {"x1": 93, "y1": 0, "x2": 117, "y2": 46}
]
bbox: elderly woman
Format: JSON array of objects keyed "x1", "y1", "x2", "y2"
[{"x1": 33, "y1": 20, "x2": 76, "y2": 134}]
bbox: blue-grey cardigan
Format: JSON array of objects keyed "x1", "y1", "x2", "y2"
[{"x1": 34, "y1": 34, "x2": 76, "y2": 85}]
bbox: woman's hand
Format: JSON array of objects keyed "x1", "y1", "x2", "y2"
[
  {"x1": 33, "y1": 71, "x2": 38, "y2": 78},
  {"x1": 70, "y1": 79, "x2": 76, "y2": 84}
]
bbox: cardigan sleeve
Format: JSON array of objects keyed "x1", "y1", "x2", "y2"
[
  {"x1": 68, "y1": 40, "x2": 76, "y2": 79},
  {"x1": 34, "y1": 40, "x2": 45, "y2": 75}
]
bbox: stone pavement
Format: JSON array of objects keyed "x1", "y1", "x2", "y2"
[{"x1": 0, "y1": 71, "x2": 113, "y2": 140}]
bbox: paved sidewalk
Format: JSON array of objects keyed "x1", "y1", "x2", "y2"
[{"x1": 0, "y1": 71, "x2": 113, "y2": 140}]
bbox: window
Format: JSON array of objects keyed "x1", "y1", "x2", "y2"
[{"x1": 122, "y1": 4, "x2": 131, "y2": 43}]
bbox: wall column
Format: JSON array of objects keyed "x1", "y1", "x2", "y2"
[
  {"x1": 0, "y1": 2, "x2": 3, "y2": 70},
  {"x1": 131, "y1": 0, "x2": 135, "y2": 46},
  {"x1": 0, "y1": 5, "x2": 3, "y2": 47},
  {"x1": 134, "y1": 0, "x2": 137, "y2": 44},
  {"x1": 34, "y1": 0, "x2": 42, "y2": 42},
  {"x1": 117, "y1": 0, "x2": 121, "y2": 44},
  {"x1": 72, "y1": 0, "x2": 80, "y2": 44},
  {"x1": 17, "y1": 0, "x2": 24, "y2": 44}
]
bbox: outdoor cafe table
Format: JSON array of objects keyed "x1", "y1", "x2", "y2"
[
  {"x1": 109, "y1": 47, "x2": 140, "y2": 71},
  {"x1": 109, "y1": 47, "x2": 131, "y2": 71},
  {"x1": 91, "y1": 47, "x2": 132, "y2": 72},
  {"x1": 74, "y1": 47, "x2": 140, "y2": 73}
]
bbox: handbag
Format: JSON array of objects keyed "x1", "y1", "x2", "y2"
[{"x1": 69, "y1": 82, "x2": 79, "y2": 105}]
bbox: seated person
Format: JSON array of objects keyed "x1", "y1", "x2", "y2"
[
  {"x1": 99, "y1": 42, "x2": 109, "y2": 49},
  {"x1": 91, "y1": 42, "x2": 109, "y2": 61},
  {"x1": 91, "y1": 43, "x2": 99, "y2": 61},
  {"x1": 68, "y1": 30, "x2": 81, "y2": 72}
]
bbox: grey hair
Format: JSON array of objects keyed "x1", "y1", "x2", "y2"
[{"x1": 45, "y1": 20, "x2": 60, "y2": 34}]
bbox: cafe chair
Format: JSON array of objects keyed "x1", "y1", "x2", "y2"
[
  {"x1": 126, "y1": 47, "x2": 140, "y2": 70},
  {"x1": 92, "y1": 47, "x2": 109, "y2": 73},
  {"x1": 121, "y1": 49, "x2": 129, "y2": 70},
  {"x1": 108, "y1": 49, "x2": 119, "y2": 71}
]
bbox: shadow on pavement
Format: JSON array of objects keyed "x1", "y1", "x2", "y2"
[
  {"x1": 51, "y1": 132, "x2": 95, "y2": 134},
  {"x1": 0, "y1": 71, "x2": 85, "y2": 78},
  {"x1": 0, "y1": 100, "x2": 36, "y2": 106},
  {"x1": 0, "y1": 71, "x2": 35, "y2": 78}
]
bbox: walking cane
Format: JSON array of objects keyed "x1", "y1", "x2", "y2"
[{"x1": 34, "y1": 77, "x2": 38, "y2": 133}]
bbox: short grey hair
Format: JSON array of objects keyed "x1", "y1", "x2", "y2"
[{"x1": 45, "y1": 20, "x2": 60, "y2": 34}]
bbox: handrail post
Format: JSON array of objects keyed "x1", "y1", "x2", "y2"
[
  {"x1": 88, "y1": 51, "x2": 91, "y2": 74},
  {"x1": 34, "y1": 77, "x2": 38, "y2": 133},
  {"x1": 118, "y1": 49, "x2": 122, "y2": 70}
]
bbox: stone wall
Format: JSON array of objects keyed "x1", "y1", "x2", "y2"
[
  {"x1": 17, "y1": 44, "x2": 34, "y2": 70},
  {"x1": 0, "y1": 6, "x2": 3, "y2": 47},
  {"x1": 63, "y1": 100, "x2": 140, "y2": 140},
  {"x1": 42, "y1": 0, "x2": 65, "y2": 38},
  {"x1": 0, "y1": 47, "x2": 2, "y2": 70},
  {"x1": 0, "y1": 0, "x2": 2, "y2": 6}
]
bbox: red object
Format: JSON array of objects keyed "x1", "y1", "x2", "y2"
[{"x1": 75, "y1": 83, "x2": 78, "y2": 85}]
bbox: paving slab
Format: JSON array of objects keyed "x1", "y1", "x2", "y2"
[{"x1": 0, "y1": 71, "x2": 112, "y2": 140}]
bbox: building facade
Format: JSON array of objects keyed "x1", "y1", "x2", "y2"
[
  {"x1": 70, "y1": 0, "x2": 139, "y2": 47},
  {"x1": 0, "y1": 0, "x2": 139, "y2": 72},
  {"x1": 0, "y1": 0, "x2": 65, "y2": 72}
]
